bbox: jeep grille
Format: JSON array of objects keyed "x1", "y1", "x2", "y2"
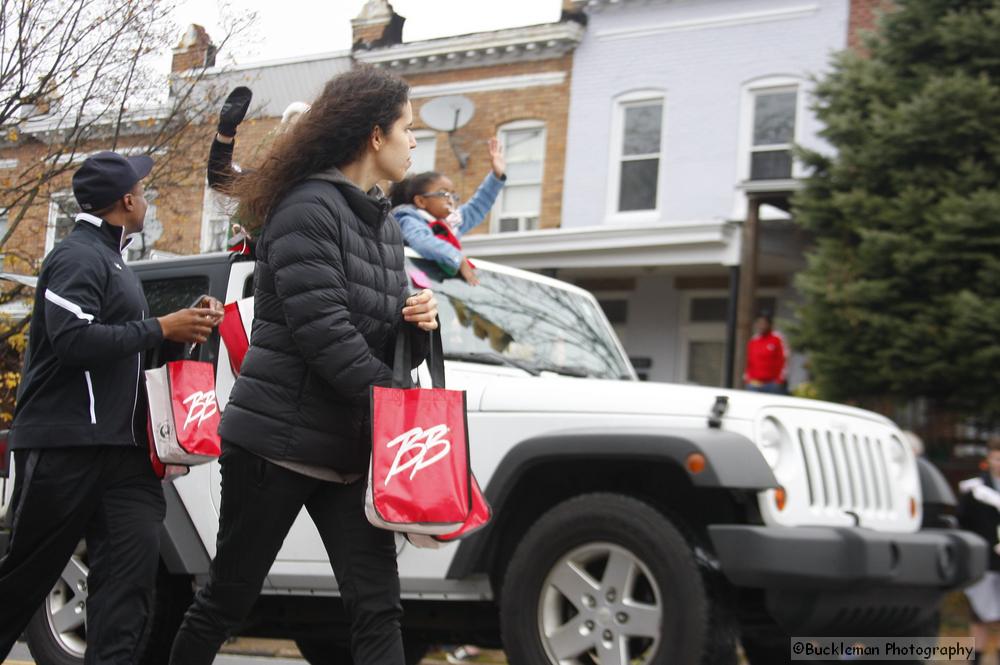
[
  {"x1": 797, "y1": 428, "x2": 894, "y2": 515},
  {"x1": 756, "y1": 408, "x2": 921, "y2": 533}
]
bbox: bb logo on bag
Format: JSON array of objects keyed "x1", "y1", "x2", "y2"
[
  {"x1": 182, "y1": 390, "x2": 219, "y2": 430},
  {"x1": 385, "y1": 425, "x2": 451, "y2": 486}
]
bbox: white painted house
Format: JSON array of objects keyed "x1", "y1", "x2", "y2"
[{"x1": 465, "y1": 0, "x2": 852, "y2": 387}]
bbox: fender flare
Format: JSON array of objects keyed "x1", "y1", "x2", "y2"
[
  {"x1": 447, "y1": 426, "x2": 776, "y2": 579},
  {"x1": 917, "y1": 457, "x2": 956, "y2": 507}
]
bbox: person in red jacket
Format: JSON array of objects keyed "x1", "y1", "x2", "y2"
[{"x1": 743, "y1": 311, "x2": 788, "y2": 394}]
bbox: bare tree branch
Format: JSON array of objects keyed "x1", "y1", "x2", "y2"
[{"x1": 0, "y1": 0, "x2": 256, "y2": 256}]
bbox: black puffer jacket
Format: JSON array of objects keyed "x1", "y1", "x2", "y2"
[{"x1": 219, "y1": 169, "x2": 428, "y2": 472}]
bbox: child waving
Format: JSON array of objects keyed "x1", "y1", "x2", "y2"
[{"x1": 391, "y1": 137, "x2": 506, "y2": 285}]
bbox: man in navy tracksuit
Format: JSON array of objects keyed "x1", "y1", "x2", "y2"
[{"x1": 0, "y1": 152, "x2": 223, "y2": 664}]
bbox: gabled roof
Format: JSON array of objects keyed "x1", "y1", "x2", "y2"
[{"x1": 201, "y1": 51, "x2": 353, "y2": 119}]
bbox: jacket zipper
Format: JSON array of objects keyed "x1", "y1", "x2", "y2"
[
  {"x1": 376, "y1": 224, "x2": 389, "y2": 339},
  {"x1": 130, "y1": 307, "x2": 143, "y2": 446}
]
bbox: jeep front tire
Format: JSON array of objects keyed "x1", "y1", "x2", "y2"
[{"x1": 499, "y1": 493, "x2": 709, "y2": 665}]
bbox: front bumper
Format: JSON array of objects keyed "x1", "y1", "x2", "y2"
[
  {"x1": 709, "y1": 525, "x2": 986, "y2": 590},
  {"x1": 709, "y1": 525, "x2": 988, "y2": 634}
]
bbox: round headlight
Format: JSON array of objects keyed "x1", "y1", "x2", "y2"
[
  {"x1": 888, "y1": 436, "x2": 908, "y2": 478},
  {"x1": 758, "y1": 417, "x2": 784, "y2": 468}
]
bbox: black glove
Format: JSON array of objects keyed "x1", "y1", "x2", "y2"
[{"x1": 217, "y1": 86, "x2": 252, "y2": 138}]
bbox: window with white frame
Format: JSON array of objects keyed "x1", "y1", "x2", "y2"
[
  {"x1": 613, "y1": 95, "x2": 665, "y2": 214},
  {"x1": 126, "y1": 189, "x2": 160, "y2": 262},
  {"x1": 47, "y1": 189, "x2": 159, "y2": 259},
  {"x1": 748, "y1": 86, "x2": 798, "y2": 181},
  {"x1": 495, "y1": 121, "x2": 545, "y2": 233},
  {"x1": 409, "y1": 131, "x2": 437, "y2": 175},
  {"x1": 45, "y1": 193, "x2": 80, "y2": 255},
  {"x1": 201, "y1": 187, "x2": 235, "y2": 253},
  {"x1": 597, "y1": 296, "x2": 629, "y2": 346},
  {"x1": 679, "y1": 291, "x2": 777, "y2": 387}
]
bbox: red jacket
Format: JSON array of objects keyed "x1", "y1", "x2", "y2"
[{"x1": 744, "y1": 331, "x2": 787, "y2": 383}]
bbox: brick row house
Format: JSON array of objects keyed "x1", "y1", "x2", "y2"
[
  {"x1": 1, "y1": 0, "x2": 884, "y2": 388},
  {"x1": 0, "y1": 1, "x2": 581, "y2": 263},
  {"x1": 466, "y1": 0, "x2": 881, "y2": 386},
  {"x1": 198, "y1": 0, "x2": 582, "y2": 253}
]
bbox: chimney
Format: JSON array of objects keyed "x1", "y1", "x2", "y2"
[
  {"x1": 561, "y1": 0, "x2": 588, "y2": 26},
  {"x1": 351, "y1": 0, "x2": 405, "y2": 50},
  {"x1": 848, "y1": 0, "x2": 894, "y2": 53},
  {"x1": 171, "y1": 24, "x2": 217, "y2": 73}
]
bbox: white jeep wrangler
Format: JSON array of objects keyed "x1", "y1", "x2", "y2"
[{"x1": 0, "y1": 252, "x2": 986, "y2": 665}]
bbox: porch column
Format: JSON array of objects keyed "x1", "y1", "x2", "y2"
[
  {"x1": 734, "y1": 194, "x2": 762, "y2": 388},
  {"x1": 724, "y1": 265, "x2": 740, "y2": 388}
]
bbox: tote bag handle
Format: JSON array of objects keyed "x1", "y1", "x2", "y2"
[{"x1": 392, "y1": 320, "x2": 444, "y2": 390}]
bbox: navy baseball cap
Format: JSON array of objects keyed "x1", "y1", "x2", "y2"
[{"x1": 72, "y1": 151, "x2": 154, "y2": 212}]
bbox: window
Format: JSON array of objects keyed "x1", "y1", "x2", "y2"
[
  {"x1": 597, "y1": 299, "x2": 628, "y2": 324},
  {"x1": 201, "y1": 187, "x2": 235, "y2": 253},
  {"x1": 495, "y1": 121, "x2": 545, "y2": 233},
  {"x1": 47, "y1": 189, "x2": 160, "y2": 259},
  {"x1": 741, "y1": 79, "x2": 800, "y2": 182},
  {"x1": 409, "y1": 131, "x2": 437, "y2": 175},
  {"x1": 0, "y1": 208, "x2": 8, "y2": 243},
  {"x1": 611, "y1": 94, "x2": 665, "y2": 215},
  {"x1": 679, "y1": 292, "x2": 777, "y2": 387},
  {"x1": 406, "y1": 257, "x2": 632, "y2": 380},
  {"x1": 126, "y1": 189, "x2": 160, "y2": 262},
  {"x1": 596, "y1": 296, "x2": 629, "y2": 346},
  {"x1": 141, "y1": 275, "x2": 213, "y2": 366},
  {"x1": 142, "y1": 276, "x2": 211, "y2": 318},
  {"x1": 45, "y1": 193, "x2": 80, "y2": 255}
]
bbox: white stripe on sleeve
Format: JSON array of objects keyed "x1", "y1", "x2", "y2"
[
  {"x1": 45, "y1": 289, "x2": 95, "y2": 323},
  {"x1": 84, "y1": 371, "x2": 97, "y2": 424}
]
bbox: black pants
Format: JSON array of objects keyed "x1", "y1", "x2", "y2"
[
  {"x1": 169, "y1": 442, "x2": 404, "y2": 665},
  {"x1": 0, "y1": 446, "x2": 165, "y2": 665}
]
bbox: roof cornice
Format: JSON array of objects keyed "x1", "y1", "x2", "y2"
[
  {"x1": 2, "y1": 106, "x2": 175, "y2": 145},
  {"x1": 460, "y1": 220, "x2": 742, "y2": 269},
  {"x1": 355, "y1": 21, "x2": 584, "y2": 74},
  {"x1": 581, "y1": 0, "x2": 672, "y2": 12}
]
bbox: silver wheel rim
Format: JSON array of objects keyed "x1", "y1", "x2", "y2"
[
  {"x1": 538, "y1": 541, "x2": 661, "y2": 665},
  {"x1": 45, "y1": 541, "x2": 88, "y2": 657}
]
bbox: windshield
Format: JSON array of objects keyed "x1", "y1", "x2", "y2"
[{"x1": 407, "y1": 258, "x2": 634, "y2": 380}]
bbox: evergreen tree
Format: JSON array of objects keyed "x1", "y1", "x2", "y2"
[{"x1": 792, "y1": 0, "x2": 1000, "y2": 419}]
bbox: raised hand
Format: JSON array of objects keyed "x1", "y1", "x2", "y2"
[
  {"x1": 488, "y1": 137, "x2": 505, "y2": 179},
  {"x1": 458, "y1": 259, "x2": 479, "y2": 286},
  {"x1": 218, "y1": 86, "x2": 253, "y2": 138}
]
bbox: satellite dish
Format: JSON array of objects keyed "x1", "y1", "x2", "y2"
[{"x1": 420, "y1": 95, "x2": 475, "y2": 132}]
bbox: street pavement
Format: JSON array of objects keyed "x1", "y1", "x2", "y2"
[{"x1": 6, "y1": 643, "x2": 308, "y2": 665}]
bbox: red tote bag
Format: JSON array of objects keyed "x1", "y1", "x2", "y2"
[
  {"x1": 146, "y1": 420, "x2": 191, "y2": 482},
  {"x1": 219, "y1": 298, "x2": 253, "y2": 375},
  {"x1": 366, "y1": 326, "x2": 490, "y2": 539},
  {"x1": 404, "y1": 472, "x2": 492, "y2": 549},
  {"x1": 146, "y1": 358, "x2": 222, "y2": 466}
]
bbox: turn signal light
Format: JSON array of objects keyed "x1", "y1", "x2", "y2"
[
  {"x1": 909, "y1": 496, "x2": 918, "y2": 519},
  {"x1": 686, "y1": 453, "x2": 706, "y2": 475},
  {"x1": 774, "y1": 487, "x2": 787, "y2": 511}
]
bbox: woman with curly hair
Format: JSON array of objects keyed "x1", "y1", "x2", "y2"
[{"x1": 168, "y1": 66, "x2": 438, "y2": 665}]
